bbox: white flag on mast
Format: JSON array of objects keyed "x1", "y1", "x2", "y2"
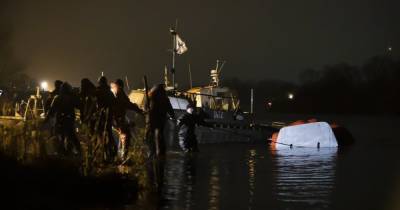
[{"x1": 175, "y1": 34, "x2": 188, "y2": 55}]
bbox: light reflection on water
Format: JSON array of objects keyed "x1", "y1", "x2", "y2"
[
  {"x1": 208, "y1": 164, "x2": 220, "y2": 210},
  {"x1": 162, "y1": 153, "x2": 198, "y2": 210},
  {"x1": 247, "y1": 149, "x2": 256, "y2": 210},
  {"x1": 272, "y1": 148, "x2": 337, "y2": 208},
  {"x1": 2, "y1": 138, "x2": 398, "y2": 210},
  {"x1": 160, "y1": 145, "x2": 339, "y2": 210}
]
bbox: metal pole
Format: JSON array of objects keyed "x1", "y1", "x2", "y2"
[
  {"x1": 143, "y1": 76, "x2": 150, "y2": 112},
  {"x1": 172, "y1": 19, "x2": 179, "y2": 90},
  {"x1": 188, "y1": 63, "x2": 193, "y2": 89},
  {"x1": 250, "y1": 88, "x2": 254, "y2": 114},
  {"x1": 172, "y1": 43, "x2": 175, "y2": 89},
  {"x1": 172, "y1": 28, "x2": 177, "y2": 90}
]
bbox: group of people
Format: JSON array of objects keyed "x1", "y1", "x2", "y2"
[{"x1": 43, "y1": 76, "x2": 206, "y2": 163}]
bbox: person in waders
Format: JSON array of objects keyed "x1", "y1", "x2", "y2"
[{"x1": 177, "y1": 104, "x2": 211, "y2": 152}]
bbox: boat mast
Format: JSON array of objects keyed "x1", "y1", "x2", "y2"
[{"x1": 170, "y1": 20, "x2": 178, "y2": 90}]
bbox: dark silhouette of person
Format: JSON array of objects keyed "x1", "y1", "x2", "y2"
[
  {"x1": 79, "y1": 78, "x2": 97, "y2": 133},
  {"x1": 145, "y1": 84, "x2": 175, "y2": 157},
  {"x1": 177, "y1": 104, "x2": 210, "y2": 152},
  {"x1": 45, "y1": 82, "x2": 81, "y2": 155},
  {"x1": 45, "y1": 80, "x2": 63, "y2": 114},
  {"x1": 95, "y1": 76, "x2": 116, "y2": 161},
  {"x1": 111, "y1": 79, "x2": 143, "y2": 160}
]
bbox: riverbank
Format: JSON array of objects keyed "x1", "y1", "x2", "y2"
[
  {"x1": 0, "y1": 121, "x2": 150, "y2": 209},
  {"x1": 0, "y1": 153, "x2": 138, "y2": 209}
]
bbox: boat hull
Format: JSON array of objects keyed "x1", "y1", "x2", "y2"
[{"x1": 164, "y1": 116, "x2": 276, "y2": 146}]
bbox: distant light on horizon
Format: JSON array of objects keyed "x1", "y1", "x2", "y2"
[
  {"x1": 288, "y1": 93, "x2": 294, "y2": 100},
  {"x1": 388, "y1": 46, "x2": 392, "y2": 51},
  {"x1": 40, "y1": 81, "x2": 48, "y2": 91}
]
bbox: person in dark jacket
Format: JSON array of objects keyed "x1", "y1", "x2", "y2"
[
  {"x1": 45, "y1": 82, "x2": 81, "y2": 155},
  {"x1": 145, "y1": 84, "x2": 175, "y2": 157},
  {"x1": 95, "y1": 76, "x2": 116, "y2": 161},
  {"x1": 111, "y1": 79, "x2": 144, "y2": 160},
  {"x1": 79, "y1": 78, "x2": 97, "y2": 133},
  {"x1": 45, "y1": 80, "x2": 63, "y2": 114},
  {"x1": 177, "y1": 104, "x2": 211, "y2": 152}
]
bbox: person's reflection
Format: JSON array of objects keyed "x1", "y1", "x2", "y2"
[
  {"x1": 160, "y1": 153, "x2": 197, "y2": 209},
  {"x1": 147, "y1": 157, "x2": 165, "y2": 194},
  {"x1": 183, "y1": 154, "x2": 196, "y2": 209}
]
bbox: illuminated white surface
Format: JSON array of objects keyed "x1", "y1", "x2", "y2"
[{"x1": 276, "y1": 122, "x2": 338, "y2": 148}]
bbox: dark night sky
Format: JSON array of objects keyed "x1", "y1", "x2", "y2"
[{"x1": 2, "y1": 0, "x2": 400, "y2": 87}]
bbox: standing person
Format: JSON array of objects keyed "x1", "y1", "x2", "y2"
[
  {"x1": 45, "y1": 80, "x2": 63, "y2": 113},
  {"x1": 45, "y1": 82, "x2": 81, "y2": 155},
  {"x1": 177, "y1": 104, "x2": 211, "y2": 152},
  {"x1": 79, "y1": 78, "x2": 97, "y2": 133},
  {"x1": 111, "y1": 79, "x2": 143, "y2": 160},
  {"x1": 95, "y1": 76, "x2": 116, "y2": 161},
  {"x1": 45, "y1": 80, "x2": 63, "y2": 135},
  {"x1": 145, "y1": 84, "x2": 175, "y2": 157}
]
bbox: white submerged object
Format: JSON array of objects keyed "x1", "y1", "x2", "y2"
[{"x1": 276, "y1": 122, "x2": 338, "y2": 148}]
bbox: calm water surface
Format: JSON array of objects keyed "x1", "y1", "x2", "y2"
[
  {"x1": 145, "y1": 142, "x2": 399, "y2": 210},
  {"x1": 2, "y1": 115, "x2": 400, "y2": 210}
]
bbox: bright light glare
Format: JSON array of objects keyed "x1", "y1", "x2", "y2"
[
  {"x1": 288, "y1": 93, "x2": 294, "y2": 100},
  {"x1": 40, "y1": 81, "x2": 48, "y2": 91}
]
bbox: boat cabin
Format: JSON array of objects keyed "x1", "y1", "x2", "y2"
[{"x1": 186, "y1": 86, "x2": 239, "y2": 112}]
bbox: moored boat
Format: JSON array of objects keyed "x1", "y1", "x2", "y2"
[{"x1": 129, "y1": 60, "x2": 277, "y2": 144}]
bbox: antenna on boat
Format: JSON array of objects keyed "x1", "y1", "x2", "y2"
[{"x1": 218, "y1": 60, "x2": 226, "y2": 74}]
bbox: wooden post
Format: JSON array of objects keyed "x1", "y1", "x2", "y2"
[
  {"x1": 125, "y1": 76, "x2": 131, "y2": 91},
  {"x1": 143, "y1": 76, "x2": 150, "y2": 111},
  {"x1": 188, "y1": 63, "x2": 193, "y2": 89}
]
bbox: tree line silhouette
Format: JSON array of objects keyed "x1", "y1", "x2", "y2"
[{"x1": 225, "y1": 55, "x2": 400, "y2": 115}]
